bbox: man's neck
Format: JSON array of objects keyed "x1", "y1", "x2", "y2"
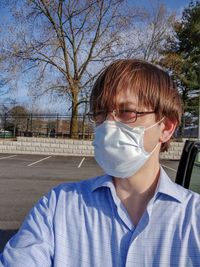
[{"x1": 113, "y1": 156, "x2": 160, "y2": 226}]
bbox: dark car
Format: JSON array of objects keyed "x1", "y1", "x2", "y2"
[{"x1": 175, "y1": 140, "x2": 200, "y2": 194}]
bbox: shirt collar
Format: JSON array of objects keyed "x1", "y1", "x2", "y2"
[
  {"x1": 91, "y1": 167, "x2": 187, "y2": 203},
  {"x1": 153, "y1": 167, "x2": 187, "y2": 203},
  {"x1": 91, "y1": 174, "x2": 113, "y2": 192}
]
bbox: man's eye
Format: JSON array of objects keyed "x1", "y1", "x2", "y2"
[
  {"x1": 95, "y1": 111, "x2": 105, "y2": 116},
  {"x1": 119, "y1": 110, "x2": 135, "y2": 114}
]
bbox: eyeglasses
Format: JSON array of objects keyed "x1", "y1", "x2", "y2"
[{"x1": 87, "y1": 109, "x2": 155, "y2": 124}]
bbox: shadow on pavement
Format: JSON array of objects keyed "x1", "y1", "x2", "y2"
[{"x1": 0, "y1": 229, "x2": 18, "y2": 253}]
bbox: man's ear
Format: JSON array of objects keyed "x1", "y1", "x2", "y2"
[{"x1": 159, "y1": 118, "x2": 177, "y2": 143}]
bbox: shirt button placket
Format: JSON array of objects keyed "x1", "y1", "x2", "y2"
[
  {"x1": 125, "y1": 211, "x2": 150, "y2": 267},
  {"x1": 125, "y1": 233, "x2": 140, "y2": 267}
]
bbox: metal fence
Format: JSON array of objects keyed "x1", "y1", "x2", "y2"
[
  {"x1": 0, "y1": 113, "x2": 94, "y2": 139},
  {"x1": 0, "y1": 113, "x2": 199, "y2": 139}
]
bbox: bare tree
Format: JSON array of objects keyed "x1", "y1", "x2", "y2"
[
  {"x1": 126, "y1": 1, "x2": 176, "y2": 63},
  {"x1": 7, "y1": 105, "x2": 29, "y2": 136},
  {"x1": 1, "y1": 0, "x2": 143, "y2": 137},
  {"x1": 0, "y1": 55, "x2": 11, "y2": 97}
]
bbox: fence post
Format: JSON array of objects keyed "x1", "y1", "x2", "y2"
[
  {"x1": 56, "y1": 114, "x2": 59, "y2": 137},
  {"x1": 4, "y1": 114, "x2": 7, "y2": 138},
  {"x1": 30, "y1": 113, "x2": 33, "y2": 134}
]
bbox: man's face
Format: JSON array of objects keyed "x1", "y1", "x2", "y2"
[{"x1": 109, "y1": 89, "x2": 164, "y2": 153}]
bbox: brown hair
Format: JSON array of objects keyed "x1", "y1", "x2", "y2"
[{"x1": 90, "y1": 59, "x2": 183, "y2": 152}]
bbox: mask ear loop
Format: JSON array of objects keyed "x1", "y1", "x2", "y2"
[
  {"x1": 145, "y1": 117, "x2": 165, "y2": 131},
  {"x1": 144, "y1": 117, "x2": 165, "y2": 154},
  {"x1": 149, "y1": 142, "x2": 161, "y2": 155}
]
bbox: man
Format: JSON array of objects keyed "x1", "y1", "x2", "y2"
[{"x1": 0, "y1": 59, "x2": 200, "y2": 266}]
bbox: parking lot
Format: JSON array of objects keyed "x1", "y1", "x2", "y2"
[
  {"x1": 0, "y1": 153, "x2": 179, "y2": 251},
  {"x1": 0, "y1": 154, "x2": 104, "y2": 229}
]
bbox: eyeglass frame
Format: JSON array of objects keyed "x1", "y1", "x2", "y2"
[{"x1": 87, "y1": 109, "x2": 155, "y2": 124}]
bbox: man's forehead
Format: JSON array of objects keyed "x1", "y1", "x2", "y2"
[
  {"x1": 115, "y1": 91, "x2": 152, "y2": 111},
  {"x1": 116, "y1": 90, "x2": 138, "y2": 105}
]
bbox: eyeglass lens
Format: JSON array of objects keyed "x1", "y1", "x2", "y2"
[{"x1": 89, "y1": 110, "x2": 137, "y2": 123}]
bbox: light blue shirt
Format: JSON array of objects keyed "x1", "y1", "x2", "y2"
[{"x1": 0, "y1": 167, "x2": 200, "y2": 267}]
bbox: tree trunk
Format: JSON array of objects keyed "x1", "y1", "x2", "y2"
[{"x1": 70, "y1": 87, "x2": 79, "y2": 139}]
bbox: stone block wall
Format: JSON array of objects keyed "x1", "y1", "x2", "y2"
[
  {"x1": 160, "y1": 141, "x2": 184, "y2": 160},
  {"x1": 0, "y1": 137, "x2": 185, "y2": 160},
  {"x1": 0, "y1": 137, "x2": 94, "y2": 156}
]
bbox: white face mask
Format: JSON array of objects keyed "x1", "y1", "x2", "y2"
[{"x1": 93, "y1": 120, "x2": 162, "y2": 178}]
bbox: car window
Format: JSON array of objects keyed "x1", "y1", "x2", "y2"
[{"x1": 189, "y1": 151, "x2": 200, "y2": 194}]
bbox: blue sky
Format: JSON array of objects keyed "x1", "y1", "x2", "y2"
[
  {"x1": 129, "y1": 0, "x2": 191, "y2": 10},
  {"x1": 161, "y1": 0, "x2": 190, "y2": 9}
]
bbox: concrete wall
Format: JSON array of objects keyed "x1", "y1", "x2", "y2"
[{"x1": 0, "y1": 137, "x2": 185, "y2": 160}]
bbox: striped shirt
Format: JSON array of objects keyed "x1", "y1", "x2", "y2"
[{"x1": 0, "y1": 167, "x2": 200, "y2": 266}]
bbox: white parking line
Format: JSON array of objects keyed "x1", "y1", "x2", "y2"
[
  {"x1": 78, "y1": 157, "x2": 85, "y2": 168},
  {"x1": 161, "y1": 164, "x2": 176, "y2": 172},
  {"x1": 0, "y1": 155, "x2": 17, "y2": 160},
  {"x1": 27, "y1": 156, "x2": 52, "y2": 167}
]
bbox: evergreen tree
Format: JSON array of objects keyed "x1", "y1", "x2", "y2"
[{"x1": 161, "y1": 1, "x2": 200, "y2": 136}]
